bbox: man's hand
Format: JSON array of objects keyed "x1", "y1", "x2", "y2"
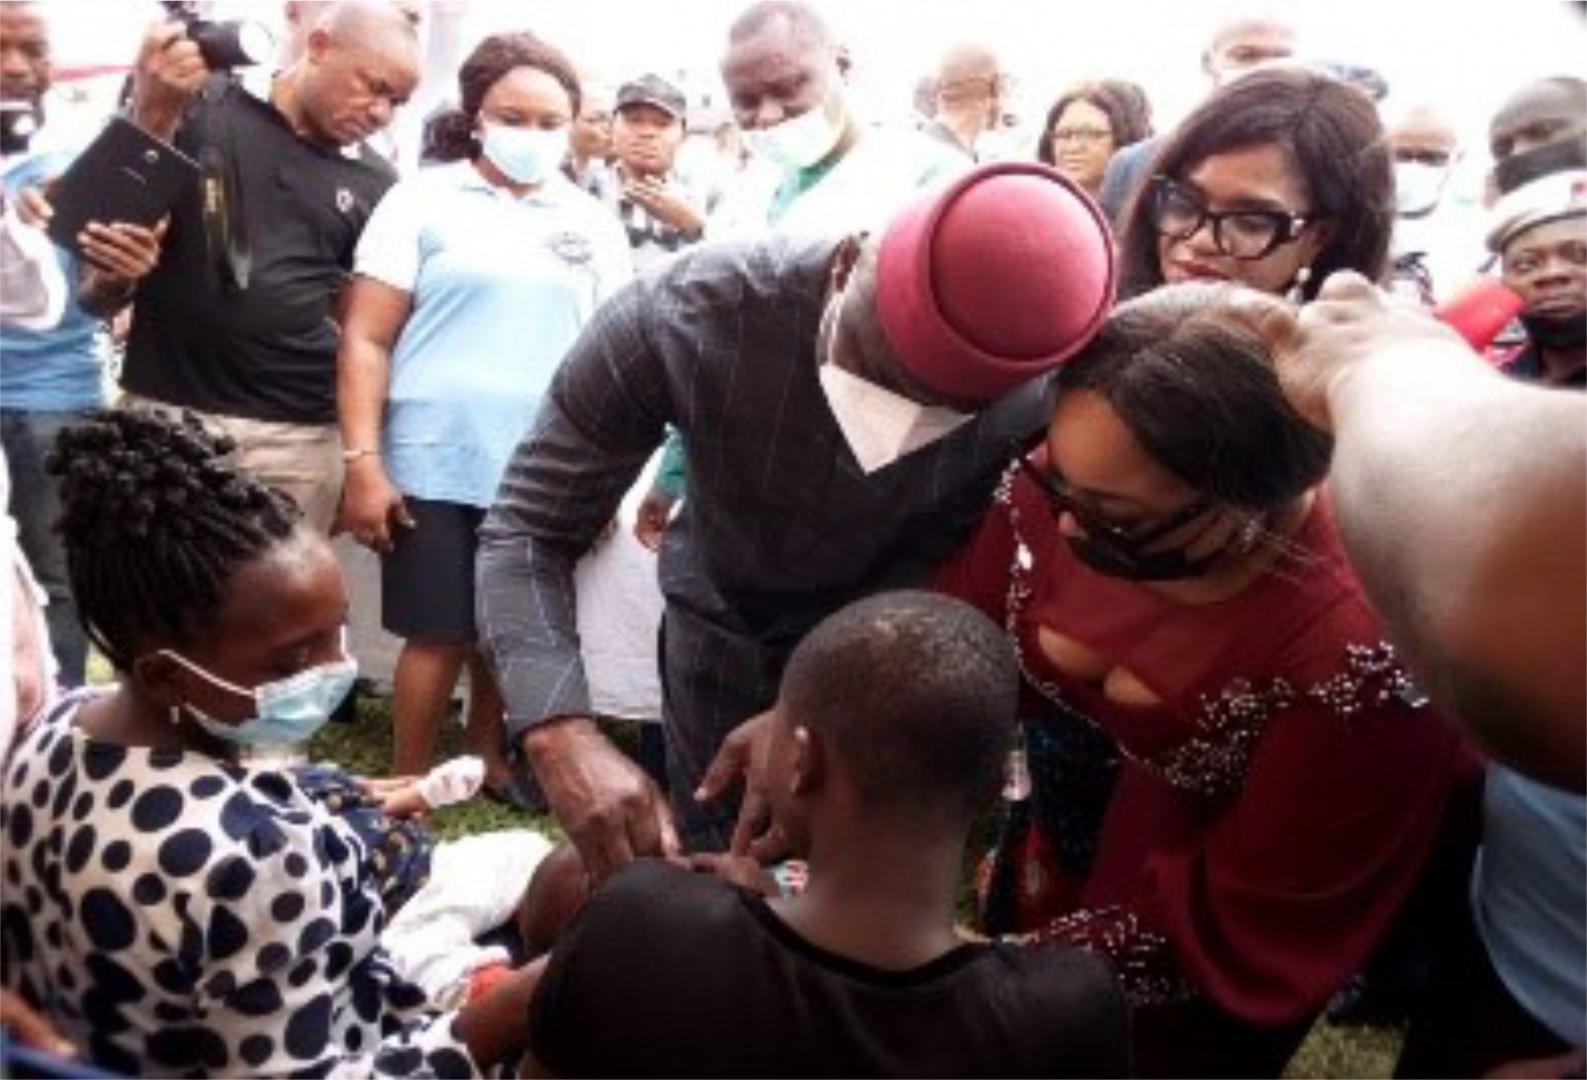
[
  {"x1": 1227, "y1": 271, "x2": 1470, "y2": 433},
  {"x1": 632, "y1": 489, "x2": 675, "y2": 552},
  {"x1": 623, "y1": 176, "x2": 704, "y2": 236},
  {"x1": 78, "y1": 218, "x2": 166, "y2": 281},
  {"x1": 131, "y1": 20, "x2": 210, "y2": 141},
  {"x1": 335, "y1": 457, "x2": 414, "y2": 552},
  {"x1": 522, "y1": 717, "x2": 679, "y2": 883},
  {"x1": 687, "y1": 852, "x2": 779, "y2": 896},
  {"x1": 694, "y1": 709, "x2": 789, "y2": 861}
]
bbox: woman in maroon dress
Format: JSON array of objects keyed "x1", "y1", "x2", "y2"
[{"x1": 938, "y1": 284, "x2": 1463, "y2": 1076}]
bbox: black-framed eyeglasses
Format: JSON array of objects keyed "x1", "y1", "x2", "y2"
[
  {"x1": 1149, "y1": 176, "x2": 1316, "y2": 261},
  {"x1": 1018, "y1": 456, "x2": 1215, "y2": 551}
]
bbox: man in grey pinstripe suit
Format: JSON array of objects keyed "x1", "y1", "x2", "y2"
[{"x1": 478, "y1": 163, "x2": 1115, "y2": 877}]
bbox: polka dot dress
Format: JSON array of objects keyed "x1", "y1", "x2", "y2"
[{"x1": 0, "y1": 691, "x2": 480, "y2": 1077}]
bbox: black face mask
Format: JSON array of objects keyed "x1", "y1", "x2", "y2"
[{"x1": 1520, "y1": 310, "x2": 1587, "y2": 351}]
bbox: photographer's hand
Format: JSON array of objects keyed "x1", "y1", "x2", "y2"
[{"x1": 131, "y1": 20, "x2": 209, "y2": 142}]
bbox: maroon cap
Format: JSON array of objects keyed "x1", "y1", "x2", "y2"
[{"x1": 874, "y1": 162, "x2": 1115, "y2": 403}]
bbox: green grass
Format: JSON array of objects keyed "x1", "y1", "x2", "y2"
[
  {"x1": 1286, "y1": 1021, "x2": 1402, "y2": 1079},
  {"x1": 307, "y1": 692, "x2": 561, "y2": 842},
  {"x1": 312, "y1": 689, "x2": 1400, "y2": 1077}
]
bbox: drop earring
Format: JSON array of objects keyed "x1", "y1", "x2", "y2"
[
  {"x1": 1237, "y1": 517, "x2": 1263, "y2": 554},
  {"x1": 1286, "y1": 265, "x2": 1313, "y2": 304}
]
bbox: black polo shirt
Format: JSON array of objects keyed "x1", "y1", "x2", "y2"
[{"x1": 122, "y1": 78, "x2": 395, "y2": 424}]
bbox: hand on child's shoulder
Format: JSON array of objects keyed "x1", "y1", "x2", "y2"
[{"x1": 687, "y1": 852, "x2": 779, "y2": 897}]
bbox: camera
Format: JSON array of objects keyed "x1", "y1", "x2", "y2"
[
  {"x1": 160, "y1": 2, "x2": 274, "y2": 70},
  {"x1": 0, "y1": 100, "x2": 41, "y2": 155}
]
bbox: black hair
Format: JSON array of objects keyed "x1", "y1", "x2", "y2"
[
  {"x1": 778, "y1": 590, "x2": 1017, "y2": 819},
  {"x1": 1036, "y1": 81, "x2": 1153, "y2": 167},
  {"x1": 1057, "y1": 282, "x2": 1333, "y2": 509},
  {"x1": 426, "y1": 32, "x2": 582, "y2": 163},
  {"x1": 1117, "y1": 67, "x2": 1393, "y2": 301},
  {"x1": 45, "y1": 410, "x2": 301, "y2": 672}
]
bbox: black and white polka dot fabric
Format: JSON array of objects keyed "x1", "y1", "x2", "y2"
[{"x1": 0, "y1": 691, "x2": 480, "y2": 1078}]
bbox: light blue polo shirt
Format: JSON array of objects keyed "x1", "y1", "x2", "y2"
[
  {"x1": 0, "y1": 145, "x2": 104, "y2": 413},
  {"x1": 354, "y1": 160, "x2": 632, "y2": 507},
  {"x1": 1474, "y1": 766, "x2": 1586, "y2": 1045}
]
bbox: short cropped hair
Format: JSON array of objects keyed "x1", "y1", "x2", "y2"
[{"x1": 778, "y1": 590, "x2": 1018, "y2": 818}]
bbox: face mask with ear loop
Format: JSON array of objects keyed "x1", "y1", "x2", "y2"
[
  {"x1": 160, "y1": 637, "x2": 358, "y2": 748},
  {"x1": 1395, "y1": 161, "x2": 1453, "y2": 218},
  {"x1": 744, "y1": 93, "x2": 845, "y2": 170},
  {"x1": 479, "y1": 120, "x2": 568, "y2": 186},
  {"x1": 815, "y1": 286, "x2": 973, "y2": 473}
]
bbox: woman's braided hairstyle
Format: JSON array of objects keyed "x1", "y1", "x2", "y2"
[{"x1": 45, "y1": 410, "x2": 300, "y2": 672}]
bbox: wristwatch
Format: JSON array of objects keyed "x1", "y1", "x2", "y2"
[{"x1": 341, "y1": 447, "x2": 380, "y2": 463}]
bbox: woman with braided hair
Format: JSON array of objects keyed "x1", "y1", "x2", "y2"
[{"x1": 0, "y1": 411, "x2": 542, "y2": 1076}]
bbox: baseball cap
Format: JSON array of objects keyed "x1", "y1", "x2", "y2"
[{"x1": 616, "y1": 74, "x2": 686, "y2": 122}]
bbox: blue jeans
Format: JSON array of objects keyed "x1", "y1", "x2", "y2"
[{"x1": 2, "y1": 409, "x2": 90, "y2": 686}]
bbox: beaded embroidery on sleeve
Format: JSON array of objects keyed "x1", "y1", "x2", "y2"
[{"x1": 993, "y1": 464, "x2": 1428, "y2": 1002}]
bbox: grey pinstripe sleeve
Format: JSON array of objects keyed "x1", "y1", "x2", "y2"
[{"x1": 476, "y1": 278, "x2": 672, "y2": 740}]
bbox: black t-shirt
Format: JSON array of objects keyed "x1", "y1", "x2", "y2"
[
  {"x1": 121, "y1": 78, "x2": 395, "y2": 424},
  {"x1": 528, "y1": 860, "x2": 1130, "y2": 1078}
]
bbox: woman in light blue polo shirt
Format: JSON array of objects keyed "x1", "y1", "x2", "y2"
[{"x1": 337, "y1": 32, "x2": 631, "y2": 795}]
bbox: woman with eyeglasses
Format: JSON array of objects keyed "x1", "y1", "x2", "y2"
[
  {"x1": 1037, "y1": 81, "x2": 1153, "y2": 199},
  {"x1": 1117, "y1": 67, "x2": 1394, "y2": 302},
  {"x1": 938, "y1": 283, "x2": 1462, "y2": 1075}
]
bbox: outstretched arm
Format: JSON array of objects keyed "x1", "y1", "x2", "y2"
[
  {"x1": 477, "y1": 280, "x2": 680, "y2": 880},
  {"x1": 1240, "y1": 273, "x2": 1586, "y2": 791}
]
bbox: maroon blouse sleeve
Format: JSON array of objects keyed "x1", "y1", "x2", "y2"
[
  {"x1": 1030, "y1": 609, "x2": 1462, "y2": 1027},
  {"x1": 933, "y1": 464, "x2": 1021, "y2": 624}
]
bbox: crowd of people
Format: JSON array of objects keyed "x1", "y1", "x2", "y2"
[{"x1": 0, "y1": 1, "x2": 1583, "y2": 1077}]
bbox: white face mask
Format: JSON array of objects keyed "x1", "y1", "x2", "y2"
[
  {"x1": 1395, "y1": 161, "x2": 1451, "y2": 218},
  {"x1": 743, "y1": 96, "x2": 844, "y2": 170},
  {"x1": 973, "y1": 127, "x2": 1018, "y2": 163},
  {"x1": 816, "y1": 294, "x2": 972, "y2": 474},
  {"x1": 480, "y1": 121, "x2": 567, "y2": 186}
]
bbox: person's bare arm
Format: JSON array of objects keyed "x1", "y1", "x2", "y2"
[
  {"x1": 129, "y1": 20, "x2": 208, "y2": 142},
  {"x1": 1241, "y1": 273, "x2": 1587, "y2": 791},
  {"x1": 335, "y1": 277, "x2": 414, "y2": 550},
  {"x1": 450, "y1": 956, "x2": 548, "y2": 1071}
]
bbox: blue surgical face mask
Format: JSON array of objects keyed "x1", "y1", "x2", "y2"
[
  {"x1": 479, "y1": 120, "x2": 567, "y2": 186},
  {"x1": 163, "y1": 641, "x2": 357, "y2": 748}
]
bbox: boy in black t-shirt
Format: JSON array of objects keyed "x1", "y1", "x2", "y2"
[{"x1": 523, "y1": 590, "x2": 1129, "y2": 1078}]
